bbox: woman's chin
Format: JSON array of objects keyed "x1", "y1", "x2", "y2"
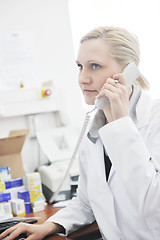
[
  {"x1": 85, "y1": 100, "x2": 95, "y2": 105},
  {"x1": 84, "y1": 96, "x2": 95, "y2": 105}
]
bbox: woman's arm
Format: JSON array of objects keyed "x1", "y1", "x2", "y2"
[{"x1": 99, "y1": 114, "x2": 160, "y2": 215}]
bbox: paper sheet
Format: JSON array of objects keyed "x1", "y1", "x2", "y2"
[{"x1": 0, "y1": 32, "x2": 39, "y2": 89}]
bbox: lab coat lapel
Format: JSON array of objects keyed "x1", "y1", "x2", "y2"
[
  {"x1": 108, "y1": 165, "x2": 115, "y2": 182},
  {"x1": 87, "y1": 140, "x2": 123, "y2": 239}
]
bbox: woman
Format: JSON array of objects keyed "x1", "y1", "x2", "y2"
[{"x1": 1, "y1": 26, "x2": 160, "y2": 240}]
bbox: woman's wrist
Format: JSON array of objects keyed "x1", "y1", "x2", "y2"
[{"x1": 43, "y1": 222, "x2": 65, "y2": 235}]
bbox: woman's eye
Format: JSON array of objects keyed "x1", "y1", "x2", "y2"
[
  {"x1": 91, "y1": 64, "x2": 100, "y2": 70},
  {"x1": 77, "y1": 64, "x2": 83, "y2": 70}
]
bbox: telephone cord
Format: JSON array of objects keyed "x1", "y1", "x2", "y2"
[{"x1": 49, "y1": 107, "x2": 96, "y2": 203}]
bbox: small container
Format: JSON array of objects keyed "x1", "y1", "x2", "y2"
[
  {"x1": 0, "y1": 201, "x2": 13, "y2": 220},
  {"x1": 0, "y1": 167, "x2": 11, "y2": 182},
  {"x1": 11, "y1": 199, "x2": 26, "y2": 217}
]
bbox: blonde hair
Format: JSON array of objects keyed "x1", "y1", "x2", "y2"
[{"x1": 81, "y1": 26, "x2": 149, "y2": 90}]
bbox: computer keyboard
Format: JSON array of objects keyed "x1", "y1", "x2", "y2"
[
  {"x1": 1, "y1": 232, "x2": 28, "y2": 240},
  {"x1": 0, "y1": 218, "x2": 37, "y2": 234}
]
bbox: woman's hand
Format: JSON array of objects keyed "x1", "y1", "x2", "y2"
[
  {"x1": 0, "y1": 222, "x2": 60, "y2": 240},
  {"x1": 96, "y1": 73, "x2": 132, "y2": 122}
]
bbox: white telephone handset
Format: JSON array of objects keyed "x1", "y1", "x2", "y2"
[{"x1": 94, "y1": 62, "x2": 140, "y2": 110}]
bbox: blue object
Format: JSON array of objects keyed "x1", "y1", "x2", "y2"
[
  {"x1": 0, "y1": 192, "x2": 11, "y2": 202},
  {"x1": 24, "y1": 203, "x2": 32, "y2": 214},
  {"x1": 0, "y1": 167, "x2": 10, "y2": 173},
  {"x1": 5, "y1": 178, "x2": 23, "y2": 189},
  {"x1": 18, "y1": 190, "x2": 30, "y2": 202},
  {"x1": 18, "y1": 190, "x2": 32, "y2": 213}
]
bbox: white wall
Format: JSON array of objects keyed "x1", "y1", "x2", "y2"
[
  {"x1": 68, "y1": 0, "x2": 160, "y2": 99},
  {"x1": 0, "y1": 0, "x2": 84, "y2": 173}
]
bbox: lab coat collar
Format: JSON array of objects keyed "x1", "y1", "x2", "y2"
[
  {"x1": 87, "y1": 109, "x2": 105, "y2": 141},
  {"x1": 135, "y1": 90, "x2": 152, "y2": 129}
]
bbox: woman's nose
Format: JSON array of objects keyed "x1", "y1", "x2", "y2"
[{"x1": 79, "y1": 70, "x2": 91, "y2": 84}]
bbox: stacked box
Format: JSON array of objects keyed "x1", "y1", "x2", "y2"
[
  {"x1": 18, "y1": 190, "x2": 32, "y2": 214},
  {"x1": 5, "y1": 178, "x2": 23, "y2": 189},
  {"x1": 24, "y1": 172, "x2": 45, "y2": 212},
  {"x1": 0, "y1": 129, "x2": 29, "y2": 180},
  {"x1": 11, "y1": 199, "x2": 26, "y2": 217},
  {"x1": 0, "y1": 192, "x2": 12, "y2": 220},
  {"x1": 0, "y1": 192, "x2": 11, "y2": 202},
  {"x1": 0, "y1": 201, "x2": 13, "y2": 220},
  {"x1": 4, "y1": 178, "x2": 25, "y2": 199}
]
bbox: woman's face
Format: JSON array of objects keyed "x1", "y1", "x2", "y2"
[{"x1": 76, "y1": 39, "x2": 123, "y2": 105}]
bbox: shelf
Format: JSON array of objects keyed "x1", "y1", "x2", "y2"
[{"x1": 0, "y1": 88, "x2": 59, "y2": 117}]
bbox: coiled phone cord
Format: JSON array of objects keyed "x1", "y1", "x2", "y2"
[{"x1": 49, "y1": 107, "x2": 96, "y2": 204}]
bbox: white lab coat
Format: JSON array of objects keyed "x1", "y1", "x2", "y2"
[{"x1": 47, "y1": 90, "x2": 160, "y2": 240}]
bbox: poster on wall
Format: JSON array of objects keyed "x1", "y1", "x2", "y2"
[{"x1": 0, "y1": 32, "x2": 40, "y2": 89}]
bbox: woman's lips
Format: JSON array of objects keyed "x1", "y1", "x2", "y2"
[{"x1": 84, "y1": 90, "x2": 97, "y2": 94}]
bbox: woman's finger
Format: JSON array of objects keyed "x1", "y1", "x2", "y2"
[
  {"x1": 106, "y1": 77, "x2": 118, "y2": 85},
  {"x1": 113, "y1": 73, "x2": 127, "y2": 86},
  {"x1": 0, "y1": 223, "x2": 28, "y2": 240}
]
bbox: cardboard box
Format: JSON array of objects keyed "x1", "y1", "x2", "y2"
[{"x1": 0, "y1": 129, "x2": 29, "y2": 179}]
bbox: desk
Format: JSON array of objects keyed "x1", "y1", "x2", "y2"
[{"x1": 26, "y1": 205, "x2": 101, "y2": 240}]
